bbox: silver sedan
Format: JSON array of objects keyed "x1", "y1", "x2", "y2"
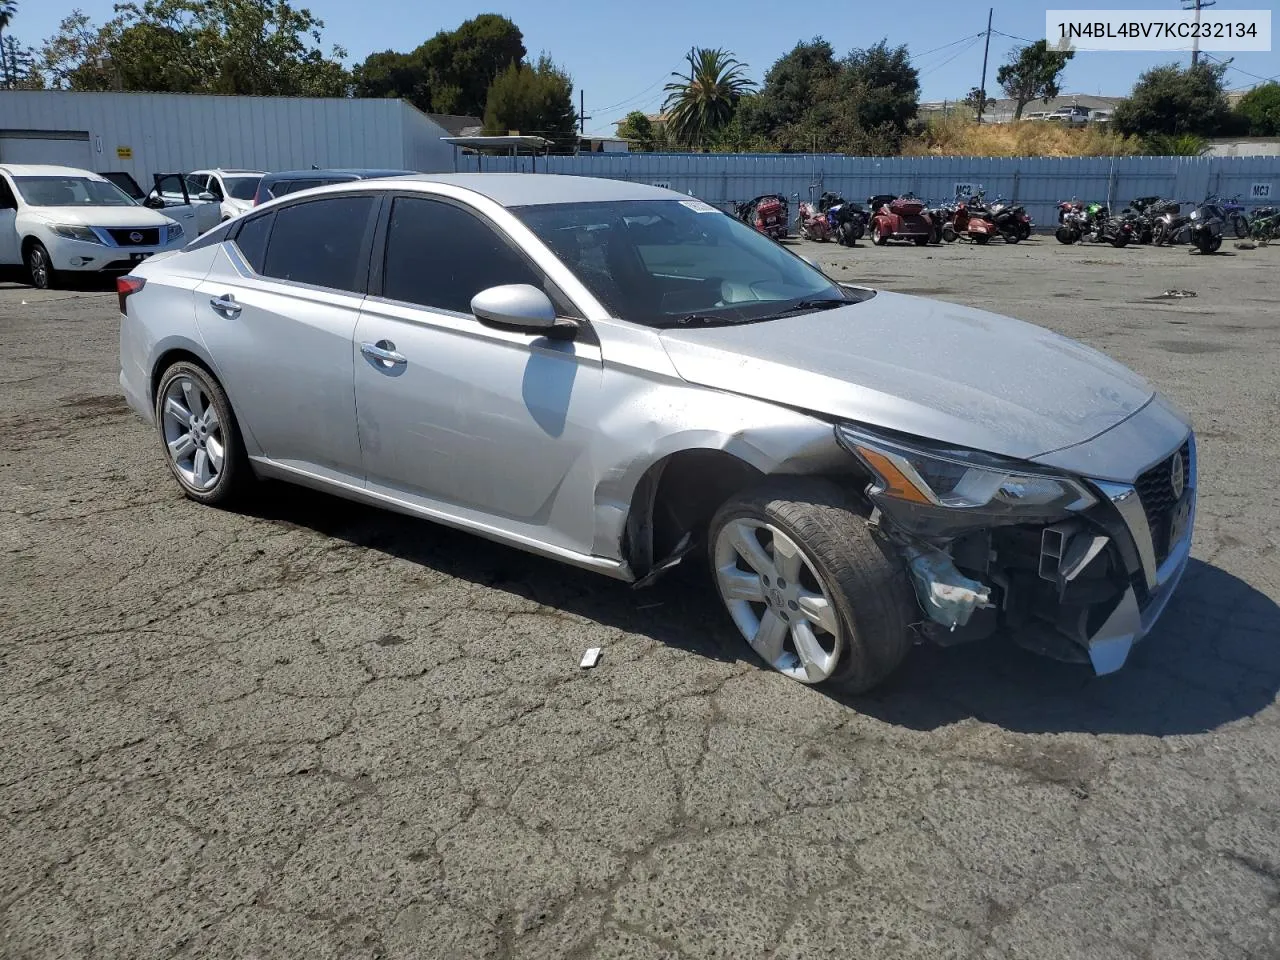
[{"x1": 118, "y1": 174, "x2": 1195, "y2": 692}]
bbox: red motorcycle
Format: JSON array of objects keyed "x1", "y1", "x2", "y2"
[
  {"x1": 796, "y1": 200, "x2": 833, "y2": 241},
  {"x1": 868, "y1": 193, "x2": 933, "y2": 246},
  {"x1": 735, "y1": 194, "x2": 789, "y2": 240},
  {"x1": 941, "y1": 194, "x2": 997, "y2": 244}
]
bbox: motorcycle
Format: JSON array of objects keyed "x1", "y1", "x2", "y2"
[
  {"x1": 1055, "y1": 201, "x2": 1109, "y2": 244},
  {"x1": 735, "y1": 194, "x2": 789, "y2": 241},
  {"x1": 1248, "y1": 205, "x2": 1279, "y2": 243},
  {"x1": 868, "y1": 192, "x2": 934, "y2": 245},
  {"x1": 1153, "y1": 199, "x2": 1225, "y2": 253},
  {"x1": 1119, "y1": 196, "x2": 1176, "y2": 245},
  {"x1": 941, "y1": 190, "x2": 997, "y2": 244},
  {"x1": 923, "y1": 200, "x2": 953, "y2": 244},
  {"x1": 988, "y1": 195, "x2": 1032, "y2": 242},
  {"x1": 1207, "y1": 194, "x2": 1250, "y2": 239},
  {"x1": 818, "y1": 191, "x2": 867, "y2": 246},
  {"x1": 795, "y1": 196, "x2": 834, "y2": 241}
]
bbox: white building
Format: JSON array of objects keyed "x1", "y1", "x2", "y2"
[{"x1": 0, "y1": 90, "x2": 461, "y2": 184}]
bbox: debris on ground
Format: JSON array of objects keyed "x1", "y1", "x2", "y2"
[
  {"x1": 1153, "y1": 289, "x2": 1198, "y2": 299},
  {"x1": 579, "y1": 647, "x2": 603, "y2": 669},
  {"x1": 1235, "y1": 241, "x2": 1256, "y2": 250}
]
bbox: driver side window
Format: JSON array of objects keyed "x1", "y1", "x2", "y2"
[{"x1": 382, "y1": 196, "x2": 546, "y2": 315}]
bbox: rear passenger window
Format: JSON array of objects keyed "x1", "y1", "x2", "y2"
[
  {"x1": 233, "y1": 213, "x2": 273, "y2": 272},
  {"x1": 260, "y1": 196, "x2": 376, "y2": 293},
  {"x1": 383, "y1": 196, "x2": 540, "y2": 313}
]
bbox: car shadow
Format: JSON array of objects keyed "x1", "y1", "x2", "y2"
[
  {"x1": 241, "y1": 486, "x2": 1278, "y2": 736},
  {"x1": 242, "y1": 484, "x2": 746, "y2": 669},
  {"x1": 836, "y1": 559, "x2": 1280, "y2": 736}
]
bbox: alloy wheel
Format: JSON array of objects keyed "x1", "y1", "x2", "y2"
[
  {"x1": 161, "y1": 376, "x2": 225, "y2": 491},
  {"x1": 713, "y1": 519, "x2": 844, "y2": 683},
  {"x1": 27, "y1": 246, "x2": 50, "y2": 289}
]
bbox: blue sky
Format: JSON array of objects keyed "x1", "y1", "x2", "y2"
[{"x1": 14, "y1": 0, "x2": 1279, "y2": 135}]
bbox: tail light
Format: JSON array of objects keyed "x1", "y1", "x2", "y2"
[{"x1": 117, "y1": 275, "x2": 145, "y2": 314}]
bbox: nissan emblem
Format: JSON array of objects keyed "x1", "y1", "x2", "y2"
[
  {"x1": 1170, "y1": 452, "x2": 1186, "y2": 501},
  {"x1": 129, "y1": 231, "x2": 143, "y2": 243}
]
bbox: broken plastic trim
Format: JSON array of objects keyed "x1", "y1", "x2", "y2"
[{"x1": 904, "y1": 544, "x2": 993, "y2": 630}]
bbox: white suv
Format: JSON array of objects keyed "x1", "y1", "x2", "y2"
[
  {"x1": 185, "y1": 169, "x2": 265, "y2": 221},
  {"x1": 0, "y1": 164, "x2": 185, "y2": 290}
]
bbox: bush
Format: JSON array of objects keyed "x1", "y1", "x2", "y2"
[{"x1": 902, "y1": 116, "x2": 1142, "y2": 157}]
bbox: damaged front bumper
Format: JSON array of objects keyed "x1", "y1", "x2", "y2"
[{"x1": 897, "y1": 433, "x2": 1196, "y2": 675}]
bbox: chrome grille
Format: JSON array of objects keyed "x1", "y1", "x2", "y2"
[{"x1": 1134, "y1": 440, "x2": 1191, "y2": 563}]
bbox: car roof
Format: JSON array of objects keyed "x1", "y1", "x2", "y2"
[
  {"x1": 262, "y1": 169, "x2": 416, "y2": 181},
  {"x1": 0, "y1": 163, "x2": 104, "y2": 178},
  {"x1": 374, "y1": 173, "x2": 684, "y2": 207},
  {"x1": 193, "y1": 168, "x2": 264, "y2": 176}
]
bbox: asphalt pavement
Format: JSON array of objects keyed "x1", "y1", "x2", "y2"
[{"x1": 2, "y1": 236, "x2": 1278, "y2": 959}]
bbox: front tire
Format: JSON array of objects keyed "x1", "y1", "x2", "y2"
[
  {"x1": 708, "y1": 479, "x2": 915, "y2": 694},
  {"x1": 1055, "y1": 225, "x2": 1076, "y2": 244},
  {"x1": 872, "y1": 223, "x2": 888, "y2": 246},
  {"x1": 973, "y1": 232, "x2": 990, "y2": 245},
  {"x1": 913, "y1": 234, "x2": 930, "y2": 246},
  {"x1": 942, "y1": 224, "x2": 957, "y2": 243},
  {"x1": 154, "y1": 361, "x2": 253, "y2": 506},
  {"x1": 25, "y1": 241, "x2": 57, "y2": 290}
]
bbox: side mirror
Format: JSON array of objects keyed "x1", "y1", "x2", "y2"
[
  {"x1": 143, "y1": 195, "x2": 164, "y2": 209},
  {"x1": 197, "y1": 191, "x2": 216, "y2": 202},
  {"x1": 471, "y1": 284, "x2": 561, "y2": 334}
]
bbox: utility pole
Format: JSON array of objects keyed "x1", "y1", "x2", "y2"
[
  {"x1": 976, "y1": 7, "x2": 993, "y2": 123},
  {"x1": 1181, "y1": 0, "x2": 1216, "y2": 67},
  {"x1": 579, "y1": 90, "x2": 591, "y2": 134}
]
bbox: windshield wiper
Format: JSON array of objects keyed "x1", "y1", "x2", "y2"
[
  {"x1": 661, "y1": 313, "x2": 742, "y2": 328},
  {"x1": 752, "y1": 298, "x2": 850, "y2": 321}
]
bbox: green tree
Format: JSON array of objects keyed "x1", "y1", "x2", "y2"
[
  {"x1": 1114, "y1": 62, "x2": 1231, "y2": 136},
  {"x1": 963, "y1": 86, "x2": 994, "y2": 118},
  {"x1": 1235, "y1": 82, "x2": 1280, "y2": 136},
  {"x1": 661, "y1": 47, "x2": 755, "y2": 149},
  {"x1": 482, "y1": 53, "x2": 577, "y2": 150},
  {"x1": 996, "y1": 40, "x2": 1073, "y2": 120},
  {"x1": 351, "y1": 49, "x2": 431, "y2": 109},
  {"x1": 422, "y1": 14, "x2": 524, "y2": 116},
  {"x1": 35, "y1": 0, "x2": 348, "y2": 95},
  {"x1": 616, "y1": 110, "x2": 658, "y2": 151},
  {"x1": 844, "y1": 40, "x2": 919, "y2": 132}
]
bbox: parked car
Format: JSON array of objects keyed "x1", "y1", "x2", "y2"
[
  {"x1": 251, "y1": 168, "x2": 416, "y2": 205},
  {"x1": 0, "y1": 163, "x2": 185, "y2": 289},
  {"x1": 1047, "y1": 106, "x2": 1090, "y2": 124},
  {"x1": 119, "y1": 174, "x2": 1196, "y2": 693},
  {"x1": 101, "y1": 171, "x2": 218, "y2": 239},
  {"x1": 184, "y1": 168, "x2": 264, "y2": 221},
  {"x1": 144, "y1": 173, "x2": 223, "y2": 234}
]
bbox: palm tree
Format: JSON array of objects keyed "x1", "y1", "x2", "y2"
[
  {"x1": 0, "y1": 0, "x2": 16, "y2": 88},
  {"x1": 661, "y1": 47, "x2": 754, "y2": 150}
]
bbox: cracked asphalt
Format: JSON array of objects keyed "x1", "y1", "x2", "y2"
[{"x1": 2, "y1": 236, "x2": 1279, "y2": 960}]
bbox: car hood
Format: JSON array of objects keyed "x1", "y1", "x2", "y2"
[
  {"x1": 23, "y1": 205, "x2": 175, "y2": 228},
  {"x1": 657, "y1": 290, "x2": 1154, "y2": 461}
]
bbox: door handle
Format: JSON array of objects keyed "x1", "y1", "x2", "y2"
[
  {"x1": 209, "y1": 294, "x2": 242, "y2": 317},
  {"x1": 361, "y1": 340, "x2": 407, "y2": 366}
]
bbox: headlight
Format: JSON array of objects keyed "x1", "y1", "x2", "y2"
[
  {"x1": 836, "y1": 424, "x2": 1096, "y2": 524},
  {"x1": 50, "y1": 224, "x2": 101, "y2": 243},
  {"x1": 165, "y1": 223, "x2": 185, "y2": 243}
]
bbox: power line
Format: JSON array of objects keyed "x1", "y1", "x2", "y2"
[
  {"x1": 594, "y1": 74, "x2": 670, "y2": 115},
  {"x1": 1202, "y1": 52, "x2": 1280, "y2": 85},
  {"x1": 917, "y1": 35, "x2": 983, "y2": 77},
  {"x1": 909, "y1": 32, "x2": 986, "y2": 63},
  {"x1": 992, "y1": 29, "x2": 1036, "y2": 45}
]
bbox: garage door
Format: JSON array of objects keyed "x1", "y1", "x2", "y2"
[{"x1": 0, "y1": 131, "x2": 93, "y2": 168}]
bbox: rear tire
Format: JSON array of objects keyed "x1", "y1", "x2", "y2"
[
  {"x1": 1055, "y1": 226, "x2": 1076, "y2": 244},
  {"x1": 154, "y1": 361, "x2": 253, "y2": 507},
  {"x1": 708, "y1": 479, "x2": 915, "y2": 694},
  {"x1": 942, "y1": 224, "x2": 957, "y2": 243},
  {"x1": 872, "y1": 223, "x2": 888, "y2": 246},
  {"x1": 913, "y1": 235, "x2": 929, "y2": 246},
  {"x1": 974, "y1": 232, "x2": 990, "y2": 245}
]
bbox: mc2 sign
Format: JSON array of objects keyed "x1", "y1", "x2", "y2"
[{"x1": 1250, "y1": 183, "x2": 1272, "y2": 201}]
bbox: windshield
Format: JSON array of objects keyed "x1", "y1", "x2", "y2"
[
  {"x1": 512, "y1": 199, "x2": 848, "y2": 327},
  {"x1": 224, "y1": 176, "x2": 261, "y2": 201},
  {"x1": 14, "y1": 176, "x2": 138, "y2": 207}
]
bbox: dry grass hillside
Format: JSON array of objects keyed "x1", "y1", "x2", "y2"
[{"x1": 904, "y1": 117, "x2": 1144, "y2": 157}]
